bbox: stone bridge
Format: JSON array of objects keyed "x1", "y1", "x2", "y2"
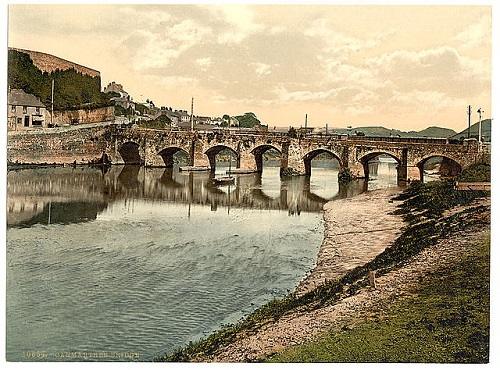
[{"x1": 106, "y1": 127, "x2": 482, "y2": 182}]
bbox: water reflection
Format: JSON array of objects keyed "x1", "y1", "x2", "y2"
[
  {"x1": 6, "y1": 160, "x2": 402, "y2": 361},
  {"x1": 7, "y1": 162, "x2": 396, "y2": 228}
]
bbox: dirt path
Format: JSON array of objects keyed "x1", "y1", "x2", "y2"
[{"x1": 201, "y1": 196, "x2": 489, "y2": 362}]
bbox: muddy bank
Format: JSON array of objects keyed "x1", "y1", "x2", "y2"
[
  {"x1": 205, "y1": 198, "x2": 489, "y2": 362},
  {"x1": 297, "y1": 188, "x2": 404, "y2": 295}
]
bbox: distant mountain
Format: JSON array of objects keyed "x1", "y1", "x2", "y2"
[
  {"x1": 320, "y1": 125, "x2": 457, "y2": 138},
  {"x1": 408, "y1": 126, "x2": 457, "y2": 138},
  {"x1": 450, "y1": 119, "x2": 491, "y2": 142}
]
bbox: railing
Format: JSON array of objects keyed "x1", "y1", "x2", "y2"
[{"x1": 116, "y1": 125, "x2": 469, "y2": 145}]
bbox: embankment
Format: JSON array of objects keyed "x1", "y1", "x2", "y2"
[{"x1": 7, "y1": 126, "x2": 110, "y2": 165}]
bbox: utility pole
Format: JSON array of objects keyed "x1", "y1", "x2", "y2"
[
  {"x1": 190, "y1": 97, "x2": 194, "y2": 131},
  {"x1": 477, "y1": 108, "x2": 484, "y2": 146},
  {"x1": 467, "y1": 105, "x2": 472, "y2": 138},
  {"x1": 51, "y1": 79, "x2": 55, "y2": 126}
]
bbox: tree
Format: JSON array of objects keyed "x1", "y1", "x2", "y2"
[
  {"x1": 8, "y1": 49, "x2": 112, "y2": 110},
  {"x1": 234, "y1": 112, "x2": 262, "y2": 128}
]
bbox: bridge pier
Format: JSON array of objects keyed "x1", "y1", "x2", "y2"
[
  {"x1": 281, "y1": 142, "x2": 306, "y2": 176},
  {"x1": 348, "y1": 162, "x2": 365, "y2": 179},
  {"x1": 238, "y1": 149, "x2": 257, "y2": 172},
  {"x1": 396, "y1": 164, "x2": 408, "y2": 183},
  {"x1": 193, "y1": 141, "x2": 210, "y2": 168},
  {"x1": 407, "y1": 165, "x2": 422, "y2": 182}
]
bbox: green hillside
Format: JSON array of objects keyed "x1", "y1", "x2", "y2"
[
  {"x1": 408, "y1": 126, "x2": 457, "y2": 138},
  {"x1": 8, "y1": 49, "x2": 111, "y2": 110},
  {"x1": 451, "y1": 119, "x2": 491, "y2": 142}
]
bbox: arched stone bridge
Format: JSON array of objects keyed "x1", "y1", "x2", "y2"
[{"x1": 106, "y1": 127, "x2": 482, "y2": 182}]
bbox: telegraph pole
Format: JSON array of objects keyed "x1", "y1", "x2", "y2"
[
  {"x1": 467, "y1": 105, "x2": 472, "y2": 138},
  {"x1": 51, "y1": 79, "x2": 55, "y2": 126},
  {"x1": 190, "y1": 97, "x2": 194, "y2": 131}
]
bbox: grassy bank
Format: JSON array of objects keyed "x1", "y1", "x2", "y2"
[
  {"x1": 155, "y1": 179, "x2": 489, "y2": 362},
  {"x1": 269, "y1": 232, "x2": 490, "y2": 363}
]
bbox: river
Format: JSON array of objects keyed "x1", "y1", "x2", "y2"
[{"x1": 6, "y1": 160, "x2": 399, "y2": 361}]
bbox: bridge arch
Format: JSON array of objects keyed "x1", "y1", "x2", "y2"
[
  {"x1": 303, "y1": 148, "x2": 342, "y2": 176},
  {"x1": 118, "y1": 141, "x2": 143, "y2": 165},
  {"x1": 358, "y1": 151, "x2": 402, "y2": 179},
  {"x1": 416, "y1": 154, "x2": 462, "y2": 182},
  {"x1": 251, "y1": 144, "x2": 282, "y2": 173},
  {"x1": 205, "y1": 145, "x2": 239, "y2": 172},
  {"x1": 158, "y1": 147, "x2": 190, "y2": 167}
]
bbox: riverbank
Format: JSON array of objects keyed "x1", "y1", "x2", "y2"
[
  {"x1": 270, "y1": 228, "x2": 490, "y2": 362},
  {"x1": 296, "y1": 188, "x2": 404, "y2": 295},
  {"x1": 157, "y1": 180, "x2": 489, "y2": 362}
]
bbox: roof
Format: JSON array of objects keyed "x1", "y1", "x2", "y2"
[{"x1": 8, "y1": 89, "x2": 45, "y2": 108}]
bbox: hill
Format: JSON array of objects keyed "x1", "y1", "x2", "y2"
[
  {"x1": 8, "y1": 49, "x2": 111, "y2": 110},
  {"x1": 322, "y1": 126, "x2": 457, "y2": 138},
  {"x1": 408, "y1": 126, "x2": 457, "y2": 138},
  {"x1": 450, "y1": 119, "x2": 491, "y2": 143}
]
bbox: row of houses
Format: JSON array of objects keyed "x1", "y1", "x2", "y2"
[
  {"x1": 7, "y1": 82, "x2": 237, "y2": 132},
  {"x1": 104, "y1": 81, "x2": 241, "y2": 128}
]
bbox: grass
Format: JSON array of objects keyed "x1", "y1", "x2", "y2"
[
  {"x1": 269, "y1": 233, "x2": 490, "y2": 363},
  {"x1": 154, "y1": 180, "x2": 489, "y2": 362},
  {"x1": 457, "y1": 163, "x2": 490, "y2": 182}
]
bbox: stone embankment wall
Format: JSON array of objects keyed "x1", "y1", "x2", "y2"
[
  {"x1": 45, "y1": 106, "x2": 115, "y2": 126},
  {"x1": 7, "y1": 126, "x2": 109, "y2": 165}
]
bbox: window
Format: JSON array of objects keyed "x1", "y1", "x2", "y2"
[
  {"x1": 35, "y1": 107, "x2": 40, "y2": 114},
  {"x1": 11, "y1": 105, "x2": 16, "y2": 113},
  {"x1": 22, "y1": 106, "x2": 27, "y2": 114}
]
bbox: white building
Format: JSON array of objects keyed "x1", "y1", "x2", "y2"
[{"x1": 7, "y1": 89, "x2": 46, "y2": 130}]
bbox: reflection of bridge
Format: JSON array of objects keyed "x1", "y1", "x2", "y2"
[
  {"x1": 7, "y1": 166, "x2": 369, "y2": 226},
  {"x1": 107, "y1": 128, "x2": 481, "y2": 182}
]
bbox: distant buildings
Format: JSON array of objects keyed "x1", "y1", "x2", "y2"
[
  {"x1": 104, "y1": 81, "x2": 135, "y2": 110},
  {"x1": 7, "y1": 89, "x2": 46, "y2": 130}
]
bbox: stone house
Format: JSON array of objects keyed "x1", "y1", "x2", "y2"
[
  {"x1": 104, "y1": 81, "x2": 134, "y2": 110},
  {"x1": 8, "y1": 89, "x2": 46, "y2": 130},
  {"x1": 178, "y1": 110, "x2": 190, "y2": 122},
  {"x1": 195, "y1": 116, "x2": 211, "y2": 125}
]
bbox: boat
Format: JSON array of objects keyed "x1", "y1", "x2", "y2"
[
  {"x1": 226, "y1": 168, "x2": 256, "y2": 174},
  {"x1": 179, "y1": 166, "x2": 210, "y2": 172},
  {"x1": 212, "y1": 176, "x2": 235, "y2": 186}
]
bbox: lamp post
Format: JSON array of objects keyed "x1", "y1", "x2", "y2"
[{"x1": 477, "y1": 108, "x2": 484, "y2": 145}]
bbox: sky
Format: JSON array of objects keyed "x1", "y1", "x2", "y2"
[{"x1": 8, "y1": 4, "x2": 491, "y2": 131}]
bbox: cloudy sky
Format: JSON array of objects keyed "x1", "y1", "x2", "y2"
[{"x1": 8, "y1": 4, "x2": 491, "y2": 131}]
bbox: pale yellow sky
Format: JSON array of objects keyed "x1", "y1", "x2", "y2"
[{"x1": 8, "y1": 4, "x2": 491, "y2": 131}]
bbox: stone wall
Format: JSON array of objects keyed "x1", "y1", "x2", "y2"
[
  {"x1": 10, "y1": 48, "x2": 100, "y2": 78},
  {"x1": 7, "y1": 126, "x2": 109, "y2": 165},
  {"x1": 45, "y1": 106, "x2": 115, "y2": 125}
]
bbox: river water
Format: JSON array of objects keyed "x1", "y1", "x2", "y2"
[{"x1": 6, "y1": 160, "x2": 399, "y2": 361}]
